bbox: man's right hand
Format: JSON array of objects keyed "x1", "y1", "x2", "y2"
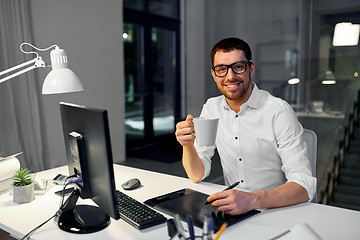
[
  {"x1": 175, "y1": 114, "x2": 205, "y2": 183},
  {"x1": 175, "y1": 114, "x2": 196, "y2": 146}
]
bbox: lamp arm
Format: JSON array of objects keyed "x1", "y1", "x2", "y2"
[{"x1": 0, "y1": 57, "x2": 46, "y2": 84}]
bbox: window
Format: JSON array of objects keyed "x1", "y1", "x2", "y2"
[{"x1": 123, "y1": 0, "x2": 180, "y2": 150}]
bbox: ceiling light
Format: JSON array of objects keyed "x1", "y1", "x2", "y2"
[
  {"x1": 333, "y1": 22, "x2": 360, "y2": 46},
  {"x1": 288, "y1": 78, "x2": 300, "y2": 85}
]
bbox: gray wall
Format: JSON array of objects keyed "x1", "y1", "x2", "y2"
[
  {"x1": 30, "y1": 0, "x2": 126, "y2": 166},
  {"x1": 181, "y1": 0, "x2": 208, "y2": 117}
]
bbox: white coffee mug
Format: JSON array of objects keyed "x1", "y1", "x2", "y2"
[{"x1": 193, "y1": 117, "x2": 219, "y2": 146}]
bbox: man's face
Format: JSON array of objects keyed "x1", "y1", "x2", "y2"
[{"x1": 211, "y1": 49, "x2": 254, "y2": 103}]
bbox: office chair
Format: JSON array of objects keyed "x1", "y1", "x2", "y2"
[{"x1": 303, "y1": 128, "x2": 318, "y2": 203}]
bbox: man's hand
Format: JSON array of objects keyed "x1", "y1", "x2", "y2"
[
  {"x1": 207, "y1": 182, "x2": 309, "y2": 215},
  {"x1": 207, "y1": 189, "x2": 256, "y2": 215},
  {"x1": 175, "y1": 114, "x2": 205, "y2": 183},
  {"x1": 175, "y1": 114, "x2": 196, "y2": 146}
]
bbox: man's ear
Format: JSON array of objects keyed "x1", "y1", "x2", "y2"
[
  {"x1": 249, "y1": 61, "x2": 255, "y2": 78},
  {"x1": 211, "y1": 69, "x2": 216, "y2": 81}
]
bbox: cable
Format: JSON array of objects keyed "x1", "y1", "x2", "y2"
[
  {"x1": 59, "y1": 176, "x2": 82, "y2": 208},
  {"x1": 19, "y1": 42, "x2": 59, "y2": 57},
  {"x1": 20, "y1": 214, "x2": 56, "y2": 240},
  {"x1": 58, "y1": 175, "x2": 76, "y2": 208},
  {"x1": 20, "y1": 175, "x2": 83, "y2": 240}
]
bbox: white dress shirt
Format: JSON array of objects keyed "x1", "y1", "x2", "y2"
[{"x1": 195, "y1": 83, "x2": 317, "y2": 200}]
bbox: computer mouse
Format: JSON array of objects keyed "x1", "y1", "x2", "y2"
[{"x1": 122, "y1": 178, "x2": 141, "y2": 190}]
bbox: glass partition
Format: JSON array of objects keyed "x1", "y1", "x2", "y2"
[
  {"x1": 256, "y1": 2, "x2": 360, "y2": 201},
  {"x1": 197, "y1": 0, "x2": 360, "y2": 203},
  {"x1": 124, "y1": 1, "x2": 180, "y2": 149},
  {"x1": 151, "y1": 27, "x2": 177, "y2": 137},
  {"x1": 124, "y1": 23, "x2": 145, "y2": 143}
]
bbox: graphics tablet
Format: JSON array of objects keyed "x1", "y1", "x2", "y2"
[{"x1": 144, "y1": 188, "x2": 260, "y2": 232}]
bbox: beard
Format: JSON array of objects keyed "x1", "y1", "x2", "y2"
[{"x1": 217, "y1": 73, "x2": 252, "y2": 101}]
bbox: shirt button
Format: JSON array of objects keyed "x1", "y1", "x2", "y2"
[
  {"x1": 235, "y1": 115, "x2": 238, "y2": 118},
  {"x1": 235, "y1": 137, "x2": 238, "y2": 140},
  {"x1": 239, "y1": 158, "x2": 242, "y2": 161},
  {"x1": 241, "y1": 180, "x2": 244, "y2": 183}
]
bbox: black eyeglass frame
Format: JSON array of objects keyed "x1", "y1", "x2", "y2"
[{"x1": 211, "y1": 60, "x2": 253, "y2": 77}]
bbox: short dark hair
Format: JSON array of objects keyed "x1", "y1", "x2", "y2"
[{"x1": 210, "y1": 37, "x2": 252, "y2": 66}]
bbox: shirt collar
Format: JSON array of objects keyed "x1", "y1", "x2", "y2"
[
  {"x1": 222, "y1": 82, "x2": 261, "y2": 110},
  {"x1": 245, "y1": 82, "x2": 261, "y2": 109}
]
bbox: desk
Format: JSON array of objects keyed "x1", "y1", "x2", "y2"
[{"x1": 0, "y1": 165, "x2": 360, "y2": 240}]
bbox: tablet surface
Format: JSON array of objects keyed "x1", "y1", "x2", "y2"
[{"x1": 144, "y1": 188, "x2": 260, "y2": 232}]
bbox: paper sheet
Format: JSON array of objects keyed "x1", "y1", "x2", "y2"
[
  {"x1": 0, "y1": 152, "x2": 22, "y2": 161},
  {"x1": 270, "y1": 223, "x2": 323, "y2": 240},
  {"x1": 0, "y1": 153, "x2": 21, "y2": 181}
]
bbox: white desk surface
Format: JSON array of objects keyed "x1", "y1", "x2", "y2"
[{"x1": 0, "y1": 164, "x2": 360, "y2": 240}]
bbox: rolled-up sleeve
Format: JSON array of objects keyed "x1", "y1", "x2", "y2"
[
  {"x1": 276, "y1": 104, "x2": 317, "y2": 201},
  {"x1": 194, "y1": 101, "x2": 219, "y2": 182},
  {"x1": 195, "y1": 144, "x2": 214, "y2": 181}
]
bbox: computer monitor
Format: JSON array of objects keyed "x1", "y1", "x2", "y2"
[{"x1": 57, "y1": 102, "x2": 120, "y2": 234}]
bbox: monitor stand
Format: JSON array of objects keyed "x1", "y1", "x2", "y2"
[{"x1": 55, "y1": 189, "x2": 110, "y2": 234}]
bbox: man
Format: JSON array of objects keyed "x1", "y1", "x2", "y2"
[{"x1": 175, "y1": 37, "x2": 316, "y2": 215}]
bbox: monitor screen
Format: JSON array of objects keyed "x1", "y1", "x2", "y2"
[{"x1": 57, "y1": 102, "x2": 120, "y2": 233}]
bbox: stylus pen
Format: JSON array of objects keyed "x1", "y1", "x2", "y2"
[{"x1": 205, "y1": 181, "x2": 240, "y2": 205}]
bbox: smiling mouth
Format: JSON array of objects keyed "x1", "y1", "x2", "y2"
[{"x1": 225, "y1": 82, "x2": 241, "y2": 88}]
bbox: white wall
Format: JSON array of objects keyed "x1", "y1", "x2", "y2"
[{"x1": 30, "y1": 0, "x2": 125, "y2": 167}]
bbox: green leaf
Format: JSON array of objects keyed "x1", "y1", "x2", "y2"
[{"x1": 12, "y1": 168, "x2": 33, "y2": 187}]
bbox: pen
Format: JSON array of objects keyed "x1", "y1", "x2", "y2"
[
  {"x1": 213, "y1": 222, "x2": 227, "y2": 240},
  {"x1": 202, "y1": 214, "x2": 209, "y2": 239},
  {"x1": 174, "y1": 214, "x2": 188, "y2": 239},
  {"x1": 186, "y1": 215, "x2": 195, "y2": 240},
  {"x1": 205, "y1": 181, "x2": 240, "y2": 205},
  {"x1": 202, "y1": 213, "x2": 213, "y2": 240},
  {"x1": 207, "y1": 214, "x2": 214, "y2": 239}
]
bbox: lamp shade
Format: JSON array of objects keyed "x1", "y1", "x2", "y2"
[
  {"x1": 42, "y1": 47, "x2": 83, "y2": 94},
  {"x1": 321, "y1": 70, "x2": 336, "y2": 85}
]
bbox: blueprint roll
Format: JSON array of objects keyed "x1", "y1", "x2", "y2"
[{"x1": 0, "y1": 157, "x2": 20, "y2": 182}]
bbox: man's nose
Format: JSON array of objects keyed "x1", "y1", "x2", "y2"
[{"x1": 226, "y1": 67, "x2": 236, "y2": 79}]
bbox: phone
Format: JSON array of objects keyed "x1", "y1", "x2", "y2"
[
  {"x1": 53, "y1": 174, "x2": 68, "y2": 185},
  {"x1": 55, "y1": 187, "x2": 74, "y2": 196}
]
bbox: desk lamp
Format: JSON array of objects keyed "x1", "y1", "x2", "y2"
[{"x1": 0, "y1": 43, "x2": 83, "y2": 94}]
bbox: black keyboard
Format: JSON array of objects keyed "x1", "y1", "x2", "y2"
[{"x1": 116, "y1": 190, "x2": 166, "y2": 230}]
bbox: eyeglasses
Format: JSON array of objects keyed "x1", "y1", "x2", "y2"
[{"x1": 212, "y1": 61, "x2": 252, "y2": 77}]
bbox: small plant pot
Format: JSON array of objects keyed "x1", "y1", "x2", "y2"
[{"x1": 13, "y1": 183, "x2": 35, "y2": 204}]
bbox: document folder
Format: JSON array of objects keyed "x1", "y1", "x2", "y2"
[{"x1": 144, "y1": 188, "x2": 260, "y2": 232}]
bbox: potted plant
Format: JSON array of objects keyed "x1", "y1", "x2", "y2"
[{"x1": 12, "y1": 168, "x2": 35, "y2": 204}]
